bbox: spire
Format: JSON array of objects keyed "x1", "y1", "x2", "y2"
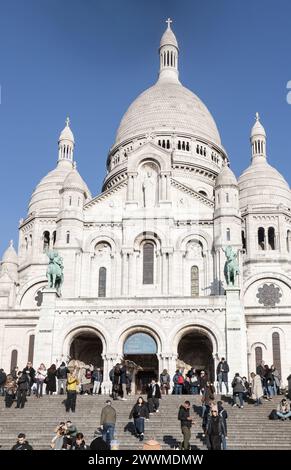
[
  {"x1": 158, "y1": 18, "x2": 179, "y2": 82},
  {"x1": 58, "y1": 117, "x2": 75, "y2": 165},
  {"x1": 250, "y1": 112, "x2": 266, "y2": 162}
]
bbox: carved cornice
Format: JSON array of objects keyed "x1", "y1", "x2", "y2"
[{"x1": 171, "y1": 178, "x2": 214, "y2": 208}]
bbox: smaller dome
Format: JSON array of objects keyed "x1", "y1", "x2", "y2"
[
  {"x1": 59, "y1": 117, "x2": 74, "y2": 143},
  {"x1": 238, "y1": 160, "x2": 291, "y2": 209},
  {"x1": 160, "y1": 25, "x2": 178, "y2": 49},
  {"x1": 216, "y1": 165, "x2": 237, "y2": 187},
  {"x1": 2, "y1": 241, "x2": 18, "y2": 265},
  {"x1": 62, "y1": 167, "x2": 91, "y2": 198},
  {"x1": 251, "y1": 112, "x2": 266, "y2": 138}
]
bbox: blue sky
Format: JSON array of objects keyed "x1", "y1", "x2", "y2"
[{"x1": 1, "y1": 0, "x2": 291, "y2": 257}]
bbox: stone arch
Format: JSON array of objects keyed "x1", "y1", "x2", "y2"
[
  {"x1": 133, "y1": 230, "x2": 165, "y2": 251},
  {"x1": 127, "y1": 144, "x2": 171, "y2": 172},
  {"x1": 175, "y1": 230, "x2": 212, "y2": 253},
  {"x1": 16, "y1": 277, "x2": 47, "y2": 307},
  {"x1": 244, "y1": 272, "x2": 291, "y2": 295},
  {"x1": 83, "y1": 231, "x2": 121, "y2": 254},
  {"x1": 61, "y1": 322, "x2": 109, "y2": 361},
  {"x1": 171, "y1": 323, "x2": 220, "y2": 356},
  {"x1": 116, "y1": 322, "x2": 164, "y2": 357}
]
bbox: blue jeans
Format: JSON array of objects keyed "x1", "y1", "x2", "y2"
[
  {"x1": 102, "y1": 424, "x2": 115, "y2": 447},
  {"x1": 221, "y1": 435, "x2": 227, "y2": 450},
  {"x1": 190, "y1": 386, "x2": 199, "y2": 395},
  {"x1": 218, "y1": 375, "x2": 229, "y2": 394},
  {"x1": 232, "y1": 392, "x2": 244, "y2": 407},
  {"x1": 134, "y1": 417, "x2": 145, "y2": 434},
  {"x1": 175, "y1": 384, "x2": 183, "y2": 395},
  {"x1": 277, "y1": 411, "x2": 291, "y2": 419},
  {"x1": 267, "y1": 385, "x2": 274, "y2": 397}
]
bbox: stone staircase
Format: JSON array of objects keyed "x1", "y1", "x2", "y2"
[{"x1": 0, "y1": 394, "x2": 290, "y2": 450}]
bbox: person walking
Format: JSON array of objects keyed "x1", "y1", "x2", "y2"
[
  {"x1": 160, "y1": 369, "x2": 170, "y2": 395},
  {"x1": 112, "y1": 364, "x2": 121, "y2": 400},
  {"x1": 16, "y1": 370, "x2": 30, "y2": 408},
  {"x1": 216, "y1": 358, "x2": 229, "y2": 394},
  {"x1": 22, "y1": 362, "x2": 35, "y2": 396},
  {"x1": 146, "y1": 378, "x2": 161, "y2": 413},
  {"x1": 217, "y1": 401, "x2": 228, "y2": 449},
  {"x1": 66, "y1": 371, "x2": 79, "y2": 412},
  {"x1": 56, "y1": 361, "x2": 68, "y2": 395},
  {"x1": 100, "y1": 399, "x2": 117, "y2": 448},
  {"x1": 35, "y1": 363, "x2": 47, "y2": 398},
  {"x1": 4, "y1": 374, "x2": 17, "y2": 408},
  {"x1": 92, "y1": 367, "x2": 103, "y2": 395},
  {"x1": 173, "y1": 370, "x2": 184, "y2": 395},
  {"x1": 205, "y1": 406, "x2": 226, "y2": 450},
  {"x1": 0, "y1": 368, "x2": 7, "y2": 396},
  {"x1": 46, "y1": 364, "x2": 57, "y2": 395},
  {"x1": 120, "y1": 363, "x2": 128, "y2": 400},
  {"x1": 250, "y1": 372, "x2": 263, "y2": 406},
  {"x1": 231, "y1": 373, "x2": 245, "y2": 408},
  {"x1": 178, "y1": 400, "x2": 195, "y2": 450},
  {"x1": 129, "y1": 396, "x2": 149, "y2": 441}
]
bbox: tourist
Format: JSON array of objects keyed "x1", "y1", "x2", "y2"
[
  {"x1": 199, "y1": 370, "x2": 207, "y2": 395},
  {"x1": 231, "y1": 373, "x2": 245, "y2": 408},
  {"x1": 205, "y1": 406, "x2": 226, "y2": 450},
  {"x1": 216, "y1": 357, "x2": 230, "y2": 394},
  {"x1": 66, "y1": 370, "x2": 79, "y2": 412},
  {"x1": 22, "y1": 362, "x2": 35, "y2": 396},
  {"x1": 16, "y1": 370, "x2": 30, "y2": 408},
  {"x1": 201, "y1": 381, "x2": 215, "y2": 435},
  {"x1": 100, "y1": 399, "x2": 117, "y2": 448},
  {"x1": 270, "y1": 365, "x2": 281, "y2": 395},
  {"x1": 0, "y1": 368, "x2": 7, "y2": 396},
  {"x1": 242, "y1": 376, "x2": 251, "y2": 401},
  {"x1": 50, "y1": 422, "x2": 66, "y2": 450},
  {"x1": 129, "y1": 396, "x2": 149, "y2": 441},
  {"x1": 160, "y1": 369, "x2": 170, "y2": 395},
  {"x1": 11, "y1": 366, "x2": 19, "y2": 380},
  {"x1": 112, "y1": 364, "x2": 121, "y2": 400},
  {"x1": 63, "y1": 420, "x2": 78, "y2": 449},
  {"x1": 56, "y1": 361, "x2": 68, "y2": 395},
  {"x1": 178, "y1": 400, "x2": 195, "y2": 450},
  {"x1": 126, "y1": 370, "x2": 133, "y2": 396},
  {"x1": 217, "y1": 401, "x2": 228, "y2": 449},
  {"x1": 46, "y1": 364, "x2": 57, "y2": 395},
  {"x1": 173, "y1": 369, "x2": 184, "y2": 395},
  {"x1": 11, "y1": 433, "x2": 33, "y2": 450},
  {"x1": 189, "y1": 371, "x2": 200, "y2": 395},
  {"x1": 71, "y1": 432, "x2": 88, "y2": 450},
  {"x1": 250, "y1": 372, "x2": 263, "y2": 406},
  {"x1": 92, "y1": 366, "x2": 103, "y2": 395},
  {"x1": 276, "y1": 398, "x2": 291, "y2": 420},
  {"x1": 35, "y1": 363, "x2": 47, "y2": 398},
  {"x1": 146, "y1": 378, "x2": 161, "y2": 413},
  {"x1": 264, "y1": 365, "x2": 274, "y2": 400},
  {"x1": 4, "y1": 374, "x2": 17, "y2": 408},
  {"x1": 90, "y1": 429, "x2": 110, "y2": 450}
]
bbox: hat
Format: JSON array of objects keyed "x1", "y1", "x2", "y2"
[{"x1": 93, "y1": 428, "x2": 103, "y2": 437}]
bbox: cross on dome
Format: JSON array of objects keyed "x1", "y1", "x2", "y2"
[
  {"x1": 166, "y1": 18, "x2": 172, "y2": 29},
  {"x1": 65, "y1": 116, "x2": 70, "y2": 127},
  {"x1": 255, "y1": 112, "x2": 260, "y2": 122}
]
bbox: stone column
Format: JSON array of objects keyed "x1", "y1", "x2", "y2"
[
  {"x1": 121, "y1": 250, "x2": 129, "y2": 296},
  {"x1": 225, "y1": 287, "x2": 248, "y2": 378},
  {"x1": 167, "y1": 353, "x2": 178, "y2": 391},
  {"x1": 101, "y1": 353, "x2": 120, "y2": 395},
  {"x1": 161, "y1": 250, "x2": 168, "y2": 295},
  {"x1": 33, "y1": 288, "x2": 58, "y2": 368}
]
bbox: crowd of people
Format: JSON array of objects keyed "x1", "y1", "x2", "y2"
[{"x1": 1, "y1": 357, "x2": 290, "y2": 451}]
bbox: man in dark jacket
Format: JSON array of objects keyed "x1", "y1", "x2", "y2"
[
  {"x1": 146, "y1": 379, "x2": 161, "y2": 413},
  {"x1": 11, "y1": 433, "x2": 33, "y2": 450},
  {"x1": 16, "y1": 371, "x2": 30, "y2": 408},
  {"x1": 0, "y1": 368, "x2": 7, "y2": 396},
  {"x1": 90, "y1": 429, "x2": 110, "y2": 450},
  {"x1": 57, "y1": 361, "x2": 68, "y2": 394},
  {"x1": 206, "y1": 408, "x2": 226, "y2": 450},
  {"x1": 178, "y1": 401, "x2": 194, "y2": 450},
  {"x1": 22, "y1": 362, "x2": 35, "y2": 396},
  {"x1": 216, "y1": 358, "x2": 229, "y2": 394}
]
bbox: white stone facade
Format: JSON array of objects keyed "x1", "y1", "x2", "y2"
[{"x1": 0, "y1": 22, "x2": 290, "y2": 390}]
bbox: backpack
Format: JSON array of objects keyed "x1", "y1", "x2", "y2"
[
  {"x1": 269, "y1": 409, "x2": 279, "y2": 420},
  {"x1": 178, "y1": 375, "x2": 184, "y2": 385}
]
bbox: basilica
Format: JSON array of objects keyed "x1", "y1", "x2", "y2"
[{"x1": 0, "y1": 21, "x2": 290, "y2": 393}]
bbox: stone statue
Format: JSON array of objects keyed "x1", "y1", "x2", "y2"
[
  {"x1": 46, "y1": 249, "x2": 64, "y2": 294},
  {"x1": 223, "y1": 246, "x2": 239, "y2": 286},
  {"x1": 142, "y1": 170, "x2": 156, "y2": 207}
]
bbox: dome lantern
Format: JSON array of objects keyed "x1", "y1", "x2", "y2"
[
  {"x1": 159, "y1": 18, "x2": 179, "y2": 83},
  {"x1": 250, "y1": 112, "x2": 266, "y2": 162},
  {"x1": 58, "y1": 117, "x2": 75, "y2": 165}
]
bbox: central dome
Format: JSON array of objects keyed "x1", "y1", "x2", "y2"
[
  {"x1": 115, "y1": 81, "x2": 221, "y2": 146},
  {"x1": 114, "y1": 22, "x2": 221, "y2": 148}
]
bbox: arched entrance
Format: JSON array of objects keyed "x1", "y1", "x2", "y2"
[
  {"x1": 70, "y1": 332, "x2": 103, "y2": 367},
  {"x1": 178, "y1": 331, "x2": 214, "y2": 381},
  {"x1": 123, "y1": 332, "x2": 159, "y2": 394}
]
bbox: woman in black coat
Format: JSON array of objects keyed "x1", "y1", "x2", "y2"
[
  {"x1": 206, "y1": 408, "x2": 226, "y2": 450},
  {"x1": 46, "y1": 364, "x2": 57, "y2": 395},
  {"x1": 129, "y1": 397, "x2": 149, "y2": 440}
]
